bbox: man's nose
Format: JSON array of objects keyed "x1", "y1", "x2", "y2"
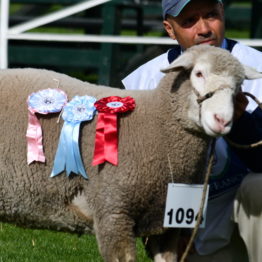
[{"x1": 197, "y1": 18, "x2": 211, "y2": 36}]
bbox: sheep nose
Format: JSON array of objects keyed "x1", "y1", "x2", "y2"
[{"x1": 214, "y1": 114, "x2": 231, "y2": 132}]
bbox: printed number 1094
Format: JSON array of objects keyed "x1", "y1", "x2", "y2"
[{"x1": 166, "y1": 208, "x2": 203, "y2": 226}]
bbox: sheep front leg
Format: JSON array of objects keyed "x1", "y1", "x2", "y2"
[
  {"x1": 94, "y1": 214, "x2": 136, "y2": 262},
  {"x1": 144, "y1": 229, "x2": 180, "y2": 262}
]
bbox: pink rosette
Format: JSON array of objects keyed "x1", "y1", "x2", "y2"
[
  {"x1": 92, "y1": 96, "x2": 136, "y2": 166},
  {"x1": 26, "y1": 88, "x2": 67, "y2": 165}
]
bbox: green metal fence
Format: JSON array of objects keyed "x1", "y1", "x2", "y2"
[{"x1": 7, "y1": 0, "x2": 262, "y2": 87}]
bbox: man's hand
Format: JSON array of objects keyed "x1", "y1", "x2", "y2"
[{"x1": 234, "y1": 92, "x2": 249, "y2": 120}]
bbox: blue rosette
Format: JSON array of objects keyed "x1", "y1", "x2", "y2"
[{"x1": 50, "y1": 95, "x2": 97, "y2": 179}]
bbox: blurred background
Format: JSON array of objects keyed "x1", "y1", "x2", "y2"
[
  {"x1": 2, "y1": 0, "x2": 262, "y2": 87},
  {"x1": 0, "y1": 2, "x2": 261, "y2": 259}
]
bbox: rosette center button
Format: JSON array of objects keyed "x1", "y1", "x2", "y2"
[
  {"x1": 43, "y1": 97, "x2": 54, "y2": 105},
  {"x1": 77, "y1": 106, "x2": 86, "y2": 113},
  {"x1": 106, "y1": 102, "x2": 124, "y2": 108}
]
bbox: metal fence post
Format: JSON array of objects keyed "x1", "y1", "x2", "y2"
[
  {"x1": 0, "y1": 0, "x2": 10, "y2": 69},
  {"x1": 251, "y1": 0, "x2": 262, "y2": 38}
]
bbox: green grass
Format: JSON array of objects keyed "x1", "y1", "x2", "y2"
[
  {"x1": 29, "y1": 27, "x2": 85, "y2": 34},
  {"x1": 9, "y1": 4, "x2": 23, "y2": 14},
  {"x1": 0, "y1": 223, "x2": 151, "y2": 262},
  {"x1": 225, "y1": 29, "x2": 249, "y2": 39}
]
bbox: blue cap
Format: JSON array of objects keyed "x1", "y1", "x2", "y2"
[{"x1": 162, "y1": 0, "x2": 222, "y2": 18}]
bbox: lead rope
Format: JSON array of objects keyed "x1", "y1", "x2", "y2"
[
  {"x1": 179, "y1": 138, "x2": 216, "y2": 262},
  {"x1": 179, "y1": 87, "x2": 228, "y2": 262}
]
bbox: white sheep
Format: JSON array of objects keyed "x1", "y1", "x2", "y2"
[{"x1": 0, "y1": 45, "x2": 261, "y2": 262}]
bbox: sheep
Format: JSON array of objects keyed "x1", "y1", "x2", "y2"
[{"x1": 0, "y1": 45, "x2": 261, "y2": 262}]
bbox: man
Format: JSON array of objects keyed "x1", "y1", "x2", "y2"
[{"x1": 122, "y1": 0, "x2": 262, "y2": 261}]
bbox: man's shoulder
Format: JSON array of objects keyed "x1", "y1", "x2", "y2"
[
  {"x1": 122, "y1": 52, "x2": 170, "y2": 90},
  {"x1": 142, "y1": 52, "x2": 170, "y2": 67},
  {"x1": 232, "y1": 42, "x2": 262, "y2": 69},
  {"x1": 232, "y1": 41, "x2": 262, "y2": 112},
  {"x1": 129, "y1": 52, "x2": 169, "y2": 77}
]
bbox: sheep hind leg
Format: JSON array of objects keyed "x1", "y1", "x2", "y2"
[
  {"x1": 94, "y1": 214, "x2": 136, "y2": 262},
  {"x1": 144, "y1": 229, "x2": 180, "y2": 262}
]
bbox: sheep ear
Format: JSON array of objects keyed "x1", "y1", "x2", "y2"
[
  {"x1": 243, "y1": 65, "x2": 262, "y2": 80},
  {"x1": 161, "y1": 52, "x2": 194, "y2": 73}
]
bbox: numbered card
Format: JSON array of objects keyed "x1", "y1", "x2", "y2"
[{"x1": 163, "y1": 183, "x2": 209, "y2": 228}]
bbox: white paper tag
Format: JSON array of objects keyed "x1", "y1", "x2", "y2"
[{"x1": 163, "y1": 183, "x2": 209, "y2": 228}]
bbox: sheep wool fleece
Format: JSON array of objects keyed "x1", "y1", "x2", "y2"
[
  {"x1": 0, "y1": 61, "x2": 218, "y2": 261},
  {"x1": 122, "y1": 39, "x2": 262, "y2": 260}
]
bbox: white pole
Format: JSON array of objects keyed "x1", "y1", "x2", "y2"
[
  {"x1": 7, "y1": 33, "x2": 262, "y2": 47},
  {"x1": 9, "y1": 0, "x2": 111, "y2": 34},
  {"x1": 0, "y1": 0, "x2": 9, "y2": 69},
  {"x1": 7, "y1": 33, "x2": 177, "y2": 44}
]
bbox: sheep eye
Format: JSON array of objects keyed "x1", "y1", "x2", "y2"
[{"x1": 196, "y1": 71, "x2": 203, "y2": 78}]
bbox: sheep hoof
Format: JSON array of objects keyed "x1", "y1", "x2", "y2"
[
  {"x1": 103, "y1": 242, "x2": 136, "y2": 262},
  {"x1": 144, "y1": 229, "x2": 180, "y2": 262}
]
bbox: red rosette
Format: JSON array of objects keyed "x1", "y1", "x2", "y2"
[
  {"x1": 94, "y1": 96, "x2": 135, "y2": 114},
  {"x1": 92, "y1": 96, "x2": 136, "y2": 166}
]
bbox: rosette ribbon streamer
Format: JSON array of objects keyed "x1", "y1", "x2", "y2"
[
  {"x1": 92, "y1": 96, "x2": 136, "y2": 166},
  {"x1": 51, "y1": 95, "x2": 97, "y2": 179},
  {"x1": 26, "y1": 88, "x2": 67, "y2": 165}
]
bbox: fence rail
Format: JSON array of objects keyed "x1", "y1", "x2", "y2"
[
  {"x1": 1, "y1": 0, "x2": 262, "y2": 85},
  {"x1": 7, "y1": 32, "x2": 262, "y2": 46}
]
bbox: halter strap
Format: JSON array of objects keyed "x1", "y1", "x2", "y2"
[{"x1": 193, "y1": 85, "x2": 233, "y2": 104}]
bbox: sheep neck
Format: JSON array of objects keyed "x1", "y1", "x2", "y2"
[{"x1": 151, "y1": 82, "x2": 211, "y2": 184}]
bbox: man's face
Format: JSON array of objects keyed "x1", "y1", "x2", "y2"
[{"x1": 163, "y1": 0, "x2": 225, "y2": 49}]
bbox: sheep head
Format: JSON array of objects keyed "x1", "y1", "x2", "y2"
[{"x1": 162, "y1": 45, "x2": 262, "y2": 137}]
